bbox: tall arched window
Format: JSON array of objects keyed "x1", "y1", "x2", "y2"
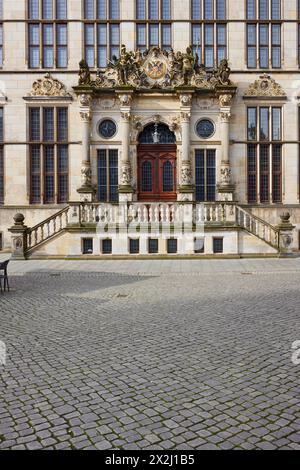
[
  {"x1": 163, "y1": 161, "x2": 173, "y2": 192},
  {"x1": 142, "y1": 161, "x2": 153, "y2": 192}
]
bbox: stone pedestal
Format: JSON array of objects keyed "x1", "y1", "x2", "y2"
[
  {"x1": 276, "y1": 212, "x2": 296, "y2": 254},
  {"x1": 8, "y1": 214, "x2": 28, "y2": 260}
]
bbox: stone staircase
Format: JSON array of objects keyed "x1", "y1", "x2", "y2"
[{"x1": 8, "y1": 202, "x2": 295, "y2": 258}]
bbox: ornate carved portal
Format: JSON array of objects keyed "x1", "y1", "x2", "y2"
[{"x1": 138, "y1": 144, "x2": 177, "y2": 202}]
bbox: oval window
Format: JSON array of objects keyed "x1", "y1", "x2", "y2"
[{"x1": 196, "y1": 119, "x2": 215, "y2": 139}]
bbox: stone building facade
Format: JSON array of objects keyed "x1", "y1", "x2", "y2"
[{"x1": 0, "y1": 0, "x2": 300, "y2": 257}]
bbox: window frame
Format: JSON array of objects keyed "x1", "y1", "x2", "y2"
[
  {"x1": 246, "y1": 0, "x2": 282, "y2": 70},
  {"x1": 83, "y1": 0, "x2": 120, "y2": 68},
  {"x1": 246, "y1": 105, "x2": 282, "y2": 204},
  {"x1": 28, "y1": 105, "x2": 70, "y2": 204},
  {"x1": 191, "y1": 0, "x2": 227, "y2": 68},
  {"x1": 136, "y1": 0, "x2": 172, "y2": 51},
  {"x1": 27, "y1": 0, "x2": 68, "y2": 69}
]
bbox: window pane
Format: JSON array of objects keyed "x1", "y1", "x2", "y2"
[
  {"x1": 247, "y1": 0, "x2": 255, "y2": 19},
  {"x1": 29, "y1": 0, "x2": 39, "y2": 19},
  {"x1": 44, "y1": 145, "x2": 55, "y2": 203},
  {"x1": 149, "y1": 24, "x2": 159, "y2": 46},
  {"x1": 84, "y1": 0, "x2": 94, "y2": 19},
  {"x1": 30, "y1": 145, "x2": 41, "y2": 203},
  {"x1": 260, "y1": 144, "x2": 269, "y2": 202},
  {"x1": 217, "y1": 24, "x2": 226, "y2": 45},
  {"x1": 109, "y1": 149, "x2": 118, "y2": 202},
  {"x1": 272, "y1": 144, "x2": 281, "y2": 202},
  {"x1": 161, "y1": 0, "x2": 171, "y2": 20},
  {"x1": 98, "y1": 46, "x2": 107, "y2": 67},
  {"x1": 43, "y1": 47, "x2": 54, "y2": 68},
  {"x1": 259, "y1": 0, "x2": 269, "y2": 20},
  {"x1": 97, "y1": 0, "x2": 106, "y2": 19},
  {"x1": 57, "y1": 24, "x2": 67, "y2": 44},
  {"x1": 97, "y1": 149, "x2": 107, "y2": 201},
  {"x1": 216, "y1": 0, "x2": 225, "y2": 20},
  {"x1": 29, "y1": 47, "x2": 40, "y2": 68},
  {"x1": 142, "y1": 162, "x2": 152, "y2": 191},
  {"x1": 260, "y1": 107, "x2": 269, "y2": 141},
  {"x1": 247, "y1": 145, "x2": 257, "y2": 203},
  {"x1": 163, "y1": 161, "x2": 173, "y2": 192},
  {"x1": 162, "y1": 24, "x2": 171, "y2": 48},
  {"x1": 204, "y1": 0, "x2": 213, "y2": 19},
  {"x1": 248, "y1": 108, "x2": 257, "y2": 140},
  {"x1": 272, "y1": 24, "x2": 280, "y2": 45},
  {"x1": 42, "y1": 0, "x2": 53, "y2": 19},
  {"x1": 206, "y1": 149, "x2": 216, "y2": 201},
  {"x1": 272, "y1": 108, "x2": 281, "y2": 141},
  {"x1": 191, "y1": 0, "x2": 201, "y2": 20},
  {"x1": 98, "y1": 23, "x2": 106, "y2": 45},
  {"x1": 43, "y1": 24, "x2": 53, "y2": 45},
  {"x1": 149, "y1": 0, "x2": 159, "y2": 19},
  {"x1": 137, "y1": 24, "x2": 146, "y2": 47},
  {"x1": 57, "y1": 108, "x2": 68, "y2": 141},
  {"x1": 136, "y1": 0, "x2": 146, "y2": 19},
  {"x1": 29, "y1": 108, "x2": 40, "y2": 141},
  {"x1": 56, "y1": 0, "x2": 67, "y2": 19},
  {"x1": 29, "y1": 24, "x2": 40, "y2": 45},
  {"x1": 110, "y1": 24, "x2": 119, "y2": 45},
  {"x1": 43, "y1": 108, "x2": 54, "y2": 141},
  {"x1": 271, "y1": 0, "x2": 280, "y2": 20},
  {"x1": 58, "y1": 145, "x2": 68, "y2": 202},
  {"x1": 109, "y1": 0, "x2": 119, "y2": 19}
]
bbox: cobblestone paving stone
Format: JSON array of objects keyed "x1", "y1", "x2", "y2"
[{"x1": 0, "y1": 258, "x2": 300, "y2": 449}]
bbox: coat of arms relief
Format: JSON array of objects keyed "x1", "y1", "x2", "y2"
[{"x1": 77, "y1": 45, "x2": 233, "y2": 91}]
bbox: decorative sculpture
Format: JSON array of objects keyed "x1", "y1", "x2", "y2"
[
  {"x1": 78, "y1": 60, "x2": 91, "y2": 86},
  {"x1": 76, "y1": 47, "x2": 234, "y2": 91}
]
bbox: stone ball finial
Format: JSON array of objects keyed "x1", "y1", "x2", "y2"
[
  {"x1": 13, "y1": 213, "x2": 25, "y2": 226},
  {"x1": 280, "y1": 212, "x2": 291, "y2": 224}
]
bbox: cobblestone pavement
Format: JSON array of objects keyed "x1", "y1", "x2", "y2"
[{"x1": 1, "y1": 258, "x2": 300, "y2": 450}]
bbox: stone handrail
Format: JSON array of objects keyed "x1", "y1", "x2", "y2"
[
  {"x1": 26, "y1": 206, "x2": 69, "y2": 252},
  {"x1": 236, "y1": 205, "x2": 279, "y2": 249},
  {"x1": 68, "y1": 202, "x2": 236, "y2": 225}
]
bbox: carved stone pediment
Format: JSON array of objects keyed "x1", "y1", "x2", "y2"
[
  {"x1": 244, "y1": 74, "x2": 286, "y2": 98},
  {"x1": 76, "y1": 46, "x2": 234, "y2": 91},
  {"x1": 28, "y1": 73, "x2": 72, "y2": 98}
]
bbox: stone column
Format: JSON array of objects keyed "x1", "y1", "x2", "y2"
[
  {"x1": 178, "y1": 93, "x2": 194, "y2": 202},
  {"x1": 118, "y1": 93, "x2": 134, "y2": 202},
  {"x1": 77, "y1": 94, "x2": 95, "y2": 202},
  {"x1": 217, "y1": 93, "x2": 235, "y2": 201}
]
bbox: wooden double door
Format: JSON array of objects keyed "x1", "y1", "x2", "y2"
[{"x1": 138, "y1": 144, "x2": 177, "y2": 201}]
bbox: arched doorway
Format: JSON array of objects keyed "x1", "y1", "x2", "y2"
[{"x1": 137, "y1": 123, "x2": 177, "y2": 201}]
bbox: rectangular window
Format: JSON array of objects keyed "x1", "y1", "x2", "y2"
[
  {"x1": 129, "y1": 239, "x2": 140, "y2": 254},
  {"x1": 195, "y1": 149, "x2": 216, "y2": 202},
  {"x1": 148, "y1": 238, "x2": 159, "y2": 254},
  {"x1": 28, "y1": 0, "x2": 68, "y2": 68},
  {"x1": 247, "y1": 106, "x2": 282, "y2": 203},
  {"x1": 84, "y1": 0, "x2": 120, "y2": 67},
  {"x1": 29, "y1": 106, "x2": 69, "y2": 204},
  {"x1": 82, "y1": 238, "x2": 93, "y2": 254},
  {"x1": 0, "y1": 23, "x2": 3, "y2": 68},
  {"x1": 102, "y1": 239, "x2": 112, "y2": 254},
  {"x1": 246, "y1": 0, "x2": 281, "y2": 69},
  {"x1": 136, "y1": 0, "x2": 172, "y2": 50},
  {"x1": 167, "y1": 239, "x2": 177, "y2": 254},
  {"x1": 194, "y1": 237, "x2": 205, "y2": 253},
  {"x1": 213, "y1": 237, "x2": 223, "y2": 254},
  {"x1": 97, "y1": 149, "x2": 119, "y2": 202},
  {"x1": 0, "y1": 107, "x2": 3, "y2": 204},
  {"x1": 0, "y1": 232, "x2": 3, "y2": 251},
  {"x1": 191, "y1": 0, "x2": 227, "y2": 67}
]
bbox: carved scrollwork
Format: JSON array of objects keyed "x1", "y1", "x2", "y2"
[
  {"x1": 29, "y1": 73, "x2": 71, "y2": 97},
  {"x1": 218, "y1": 94, "x2": 233, "y2": 107},
  {"x1": 244, "y1": 74, "x2": 286, "y2": 98}
]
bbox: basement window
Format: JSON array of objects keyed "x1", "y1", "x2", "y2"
[
  {"x1": 82, "y1": 238, "x2": 93, "y2": 255},
  {"x1": 213, "y1": 237, "x2": 224, "y2": 254},
  {"x1": 167, "y1": 239, "x2": 177, "y2": 254},
  {"x1": 102, "y1": 239, "x2": 112, "y2": 254}
]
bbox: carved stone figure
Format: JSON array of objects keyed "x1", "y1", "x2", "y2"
[
  {"x1": 78, "y1": 60, "x2": 91, "y2": 86},
  {"x1": 78, "y1": 47, "x2": 235, "y2": 91},
  {"x1": 220, "y1": 167, "x2": 231, "y2": 185},
  {"x1": 81, "y1": 161, "x2": 92, "y2": 187},
  {"x1": 181, "y1": 162, "x2": 192, "y2": 185},
  {"x1": 120, "y1": 163, "x2": 131, "y2": 185}
]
